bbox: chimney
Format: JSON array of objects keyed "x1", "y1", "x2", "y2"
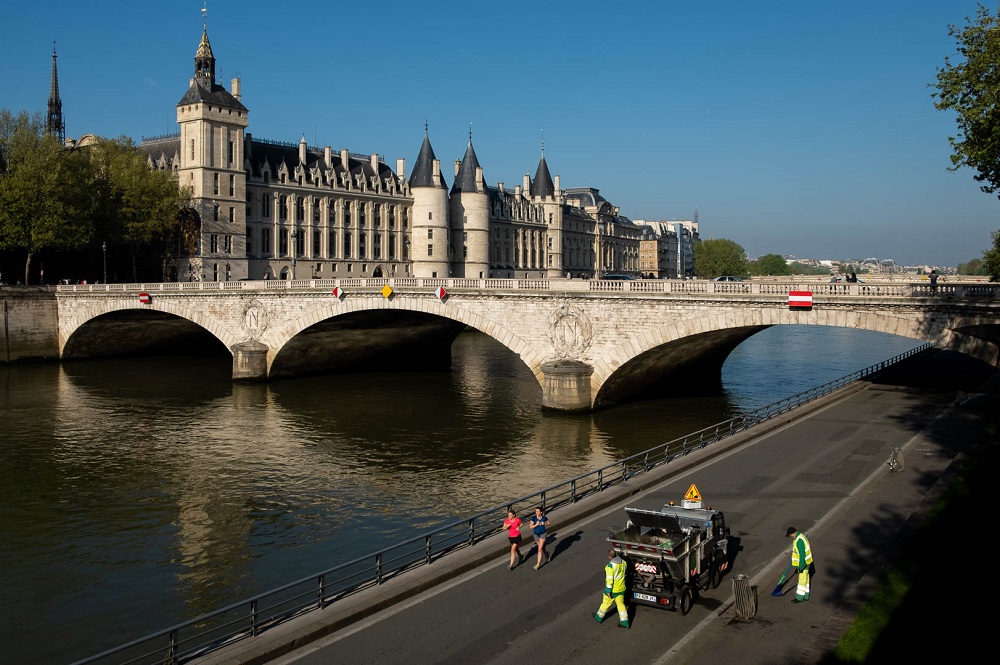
[
  {"x1": 454, "y1": 160, "x2": 461, "y2": 177},
  {"x1": 371, "y1": 153, "x2": 379, "y2": 170},
  {"x1": 523, "y1": 174, "x2": 530, "y2": 191},
  {"x1": 341, "y1": 148, "x2": 349, "y2": 171},
  {"x1": 298, "y1": 135, "x2": 307, "y2": 165},
  {"x1": 475, "y1": 166, "x2": 483, "y2": 189},
  {"x1": 231, "y1": 77, "x2": 241, "y2": 101},
  {"x1": 324, "y1": 146, "x2": 332, "y2": 169},
  {"x1": 396, "y1": 158, "x2": 405, "y2": 178},
  {"x1": 554, "y1": 175, "x2": 561, "y2": 195}
]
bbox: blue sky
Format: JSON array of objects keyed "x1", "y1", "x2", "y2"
[{"x1": 3, "y1": 1, "x2": 998, "y2": 267}]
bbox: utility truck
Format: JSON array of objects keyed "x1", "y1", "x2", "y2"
[{"x1": 607, "y1": 484, "x2": 731, "y2": 614}]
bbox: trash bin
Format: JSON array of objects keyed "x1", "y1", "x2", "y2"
[{"x1": 732, "y1": 573, "x2": 757, "y2": 619}]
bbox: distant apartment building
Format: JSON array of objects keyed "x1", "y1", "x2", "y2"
[{"x1": 633, "y1": 217, "x2": 699, "y2": 278}]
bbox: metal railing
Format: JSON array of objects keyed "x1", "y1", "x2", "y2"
[{"x1": 72, "y1": 342, "x2": 932, "y2": 665}]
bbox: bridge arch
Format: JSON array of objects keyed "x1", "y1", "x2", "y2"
[
  {"x1": 265, "y1": 296, "x2": 548, "y2": 384},
  {"x1": 59, "y1": 298, "x2": 240, "y2": 358},
  {"x1": 592, "y1": 308, "x2": 978, "y2": 409}
]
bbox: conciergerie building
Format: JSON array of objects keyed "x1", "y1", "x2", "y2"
[{"x1": 127, "y1": 22, "x2": 692, "y2": 282}]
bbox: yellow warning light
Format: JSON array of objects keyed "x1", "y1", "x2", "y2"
[
  {"x1": 684, "y1": 484, "x2": 702, "y2": 502},
  {"x1": 381, "y1": 284, "x2": 393, "y2": 299}
]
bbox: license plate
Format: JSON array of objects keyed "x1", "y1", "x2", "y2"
[{"x1": 634, "y1": 592, "x2": 657, "y2": 602}]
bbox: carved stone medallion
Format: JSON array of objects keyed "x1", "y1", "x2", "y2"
[
  {"x1": 548, "y1": 303, "x2": 593, "y2": 358},
  {"x1": 241, "y1": 298, "x2": 269, "y2": 340}
]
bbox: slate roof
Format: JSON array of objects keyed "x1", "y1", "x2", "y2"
[
  {"x1": 177, "y1": 80, "x2": 248, "y2": 111},
  {"x1": 530, "y1": 154, "x2": 554, "y2": 198},
  {"x1": 451, "y1": 140, "x2": 485, "y2": 194},
  {"x1": 410, "y1": 132, "x2": 447, "y2": 189},
  {"x1": 139, "y1": 135, "x2": 181, "y2": 170},
  {"x1": 563, "y1": 187, "x2": 606, "y2": 209},
  {"x1": 245, "y1": 138, "x2": 401, "y2": 190}
]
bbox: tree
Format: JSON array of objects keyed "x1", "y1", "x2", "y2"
[
  {"x1": 788, "y1": 262, "x2": 830, "y2": 276},
  {"x1": 956, "y1": 257, "x2": 986, "y2": 275},
  {"x1": 984, "y1": 229, "x2": 1000, "y2": 281},
  {"x1": 749, "y1": 253, "x2": 790, "y2": 276},
  {"x1": 0, "y1": 110, "x2": 94, "y2": 284},
  {"x1": 87, "y1": 137, "x2": 188, "y2": 281},
  {"x1": 693, "y1": 238, "x2": 748, "y2": 279},
  {"x1": 932, "y1": 5, "x2": 1000, "y2": 196}
]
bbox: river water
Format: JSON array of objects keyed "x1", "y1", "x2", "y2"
[{"x1": 0, "y1": 325, "x2": 921, "y2": 664}]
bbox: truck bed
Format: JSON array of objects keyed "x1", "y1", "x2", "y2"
[{"x1": 608, "y1": 524, "x2": 687, "y2": 552}]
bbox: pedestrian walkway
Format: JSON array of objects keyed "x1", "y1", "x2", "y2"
[
  {"x1": 664, "y1": 353, "x2": 999, "y2": 665},
  {"x1": 197, "y1": 350, "x2": 998, "y2": 665}
]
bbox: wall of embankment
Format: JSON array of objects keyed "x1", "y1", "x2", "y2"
[{"x1": 0, "y1": 288, "x2": 59, "y2": 363}]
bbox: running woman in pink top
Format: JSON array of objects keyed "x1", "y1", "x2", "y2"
[{"x1": 503, "y1": 510, "x2": 523, "y2": 570}]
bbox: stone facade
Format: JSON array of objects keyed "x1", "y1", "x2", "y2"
[{"x1": 137, "y1": 23, "x2": 652, "y2": 284}]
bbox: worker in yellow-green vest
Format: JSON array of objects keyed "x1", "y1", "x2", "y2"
[
  {"x1": 786, "y1": 526, "x2": 814, "y2": 603},
  {"x1": 594, "y1": 548, "x2": 630, "y2": 628}
]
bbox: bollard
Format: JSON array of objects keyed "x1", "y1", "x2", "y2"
[{"x1": 732, "y1": 573, "x2": 758, "y2": 619}]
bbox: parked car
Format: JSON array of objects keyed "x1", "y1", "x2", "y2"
[
  {"x1": 601, "y1": 273, "x2": 636, "y2": 280},
  {"x1": 712, "y1": 276, "x2": 743, "y2": 282}
]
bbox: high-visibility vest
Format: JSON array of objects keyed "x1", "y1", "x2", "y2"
[
  {"x1": 791, "y1": 532, "x2": 813, "y2": 568},
  {"x1": 606, "y1": 556, "x2": 627, "y2": 595}
]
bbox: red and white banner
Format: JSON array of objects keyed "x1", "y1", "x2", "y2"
[
  {"x1": 788, "y1": 291, "x2": 813, "y2": 309},
  {"x1": 436, "y1": 286, "x2": 447, "y2": 301},
  {"x1": 138, "y1": 292, "x2": 151, "y2": 304}
]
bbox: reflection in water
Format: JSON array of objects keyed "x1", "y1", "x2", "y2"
[{"x1": 0, "y1": 326, "x2": 921, "y2": 664}]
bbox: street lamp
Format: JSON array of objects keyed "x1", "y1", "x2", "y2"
[
  {"x1": 102, "y1": 242, "x2": 107, "y2": 283},
  {"x1": 290, "y1": 233, "x2": 297, "y2": 280}
]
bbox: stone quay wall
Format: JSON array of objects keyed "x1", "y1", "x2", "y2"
[{"x1": 0, "y1": 288, "x2": 59, "y2": 363}]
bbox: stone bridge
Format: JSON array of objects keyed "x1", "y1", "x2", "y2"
[{"x1": 55, "y1": 278, "x2": 1000, "y2": 411}]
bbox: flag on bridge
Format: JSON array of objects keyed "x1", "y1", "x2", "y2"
[{"x1": 788, "y1": 291, "x2": 813, "y2": 310}]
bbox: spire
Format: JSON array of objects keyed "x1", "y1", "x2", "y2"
[
  {"x1": 451, "y1": 127, "x2": 485, "y2": 194},
  {"x1": 530, "y1": 146, "x2": 554, "y2": 198},
  {"x1": 46, "y1": 42, "x2": 64, "y2": 142},
  {"x1": 410, "y1": 125, "x2": 446, "y2": 189},
  {"x1": 194, "y1": 5, "x2": 216, "y2": 85}
]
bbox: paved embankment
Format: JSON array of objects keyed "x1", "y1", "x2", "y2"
[{"x1": 196, "y1": 349, "x2": 997, "y2": 665}]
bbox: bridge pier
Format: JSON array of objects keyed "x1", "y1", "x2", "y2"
[
  {"x1": 231, "y1": 340, "x2": 270, "y2": 381},
  {"x1": 541, "y1": 360, "x2": 594, "y2": 412}
]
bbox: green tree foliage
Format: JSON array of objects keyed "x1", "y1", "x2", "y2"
[
  {"x1": 932, "y1": 5, "x2": 1000, "y2": 196},
  {"x1": 0, "y1": 109, "x2": 188, "y2": 284},
  {"x1": 984, "y1": 229, "x2": 1000, "y2": 281},
  {"x1": 0, "y1": 110, "x2": 94, "y2": 284},
  {"x1": 88, "y1": 137, "x2": 188, "y2": 281},
  {"x1": 694, "y1": 238, "x2": 748, "y2": 279},
  {"x1": 788, "y1": 262, "x2": 831, "y2": 276},
  {"x1": 749, "y1": 253, "x2": 790, "y2": 276},
  {"x1": 956, "y1": 257, "x2": 986, "y2": 275}
]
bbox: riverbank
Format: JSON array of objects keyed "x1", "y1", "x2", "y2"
[{"x1": 184, "y1": 348, "x2": 997, "y2": 665}]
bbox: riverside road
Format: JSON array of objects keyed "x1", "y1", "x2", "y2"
[{"x1": 197, "y1": 349, "x2": 997, "y2": 665}]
